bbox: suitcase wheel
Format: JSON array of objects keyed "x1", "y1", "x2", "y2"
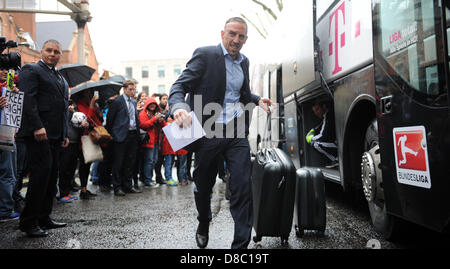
[
  {"x1": 295, "y1": 226, "x2": 304, "y2": 238},
  {"x1": 317, "y1": 228, "x2": 326, "y2": 237},
  {"x1": 281, "y1": 236, "x2": 289, "y2": 245},
  {"x1": 253, "y1": 235, "x2": 262, "y2": 243}
]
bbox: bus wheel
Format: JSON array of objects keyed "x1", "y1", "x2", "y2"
[{"x1": 361, "y1": 120, "x2": 400, "y2": 240}]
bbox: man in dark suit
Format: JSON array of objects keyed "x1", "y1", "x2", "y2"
[
  {"x1": 106, "y1": 80, "x2": 142, "y2": 196},
  {"x1": 169, "y1": 17, "x2": 272, "y2": 249},
  {"x1": 17, "y1": 39, "x2": 70, "y2": 237}
]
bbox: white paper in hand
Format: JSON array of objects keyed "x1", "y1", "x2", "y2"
[{"x1": 163, "y1": 112, "x2": 205, "y2": 152}]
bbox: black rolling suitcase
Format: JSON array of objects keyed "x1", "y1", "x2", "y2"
[
  {"x1": 251, "y1": 148, "x2": 297, "y2": 244},
  {"x1": 294, "y1": 168, "x2": 327, "y2": 237}
]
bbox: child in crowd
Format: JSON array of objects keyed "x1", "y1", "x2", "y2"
[
  {"x1": 176, "y1": 148, "x2": 189, "y2": 186},
  {"x1": 162, "y1": 116, "x2": 177, "y2": 186}
]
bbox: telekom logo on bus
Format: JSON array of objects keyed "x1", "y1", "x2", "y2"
[{"x1": 329, "y1": 2, "x2": 346, "y2": 75}]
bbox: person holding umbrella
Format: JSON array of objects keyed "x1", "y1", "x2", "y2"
[{"x1": 72, "y1": 89, "x2": 103, "y2": 200}]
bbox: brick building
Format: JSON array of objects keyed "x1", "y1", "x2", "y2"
[{"x1": 0, "y1": 12, "x2": 99, "y2": 81}]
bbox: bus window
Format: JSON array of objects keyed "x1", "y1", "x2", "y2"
[{"x1": 377, "y1": 0, "x2": 445, "y2": 100}]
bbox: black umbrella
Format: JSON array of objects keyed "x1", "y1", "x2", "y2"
[
  {"x1": 70, "y1": 80, "x2": 122, "y2": 96},
  {"x1": 109, "y1": 75, "x2": 133, "y2": 84},
  {"x1": 57, "y1": 64, "x2": 96, "y2": 88},
  {"x1": 70, "y1": 80, "x2": 123, "y2": 109}
]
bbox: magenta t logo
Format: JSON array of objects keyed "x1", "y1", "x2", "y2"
[{"x1": 329, "y1": 2, "x2": 346, "y2": 75}]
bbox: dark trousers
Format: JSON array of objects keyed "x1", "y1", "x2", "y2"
[
  {"x1": 112, "y1": 131, "x2": 138, "y2": 192},
  {"x1": 20, "y1": 139, "x2": 61, "y2": 229},
  {"x1": 154, "y1": 149, "x2": 164, "y2": 181},
  {"x1": 193, "y1": 137, "x2": 253, "y2": 249},
  {"x1": 186, "y1": 151, "x2": 193, "y2": 181},
  {"x1": 58, "y1": 143, "x2": 79, "y2": 198},
  {"x1": 99, "y1": 141, "x2": 113, "y2": 187},
  {"x1": 13, "y1": 140, "x2": 28, "y2": 203}
]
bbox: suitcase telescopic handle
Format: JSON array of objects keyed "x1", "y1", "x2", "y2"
[{"x1": 261, "y1": 112, "x2": 273, "y2": 149}]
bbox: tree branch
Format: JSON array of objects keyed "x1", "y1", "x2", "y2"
[
  {"x1": 251, "y1": 0, "x2": 278, "y2": 21},
  {"x1": 240, "y1": 13, "x2": 267, "y2": 39},
  {"x1": 276, "y1": 0, "x2": 283, "y2": 12}
]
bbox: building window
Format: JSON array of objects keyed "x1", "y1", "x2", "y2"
[
  {"x1": 125, "y1": 67, "x2": 133, "y2": 78},
  {"x1": 158, "y1": 85, "x2": 165, "y2": 93},
  {"x1": 142, "y1": 86, "x2": 149, "y2": 95},
  {"x1": 158, "y1": 65, "x2": 165, "y2": 78},
  {"x1": 174, "y1": 65, "x2": 181, "y2": 77},
  {"x1": 142, "y1": 66, "x2": 149, "y2": 78}
]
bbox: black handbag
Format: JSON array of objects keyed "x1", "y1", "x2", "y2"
[{"x1": 140, "y1": 131, "x2": 150, "y2": 145}]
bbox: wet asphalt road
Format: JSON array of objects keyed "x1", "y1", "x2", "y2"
[{"x1": 0, "y1": 172, "x2": 449, "y2": 249}]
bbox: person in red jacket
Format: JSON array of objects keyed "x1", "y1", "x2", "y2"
[{"x1": 139, "y1": 97, "x2": 166, "y2": 187}]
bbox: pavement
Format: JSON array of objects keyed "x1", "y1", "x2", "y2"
[{"x1": 1, "y1": 169, "x2": 449, "y2": 250}]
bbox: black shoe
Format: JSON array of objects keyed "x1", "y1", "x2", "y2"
[
  {"x1": 40, "y1": 219, "x2": 67, "y2": 230},
  {"x1": 100, "y1": 185, "x2": 112, "y2": 192},
  {"x1": 114, "y1": 189, "x2": 126, "y2": 196},
  {"x1": 79, "y1": 191, "x2": 94, "y2": 200},
  {"x1": 195, "y1": 222, "x2": 209, "y2": 249},
  {"x1": 86, "y1": 190, "x2": 97, "y2": 196},
  {"x1": 128, "y1": 187, "x2": 142, "y2": 194},
  {"x1": 21, "y1": 226, "x2": 48, "y2": 238}
]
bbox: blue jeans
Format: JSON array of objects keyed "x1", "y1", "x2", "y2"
[
  {"x1": 143, "y1": 145, "x2": 158, "y2": 184},
  {"x1": 90, "y1": 161, "x2": 100, "y2": 183},
  {"x1": 177, "y1": 155, "x2": 188, "y2": 182},
  {"x1": 164, "y1": 155, "x2": 174, "y2": 180},
  {"x1": 0, "y1": 149, "x2": 16, "y2": 217}
]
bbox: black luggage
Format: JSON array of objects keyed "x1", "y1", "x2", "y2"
[
  {"x1": 294, "y1": 168, "x2": 327, "y2": 237},
  {"x1": 251, "y1": 148, "x2": 297, "y2": 244}
]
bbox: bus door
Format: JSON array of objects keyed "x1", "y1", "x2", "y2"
[
  {"x1": 373, "y1": 0, "x2": 450, "y2": 232},
  {"x1": 269, "y1": 68, "x2": 286, "y2": 149}
]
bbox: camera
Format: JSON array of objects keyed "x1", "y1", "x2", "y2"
[{"x1": 0, "y1": 37, "x2": 22, "y2": 70}]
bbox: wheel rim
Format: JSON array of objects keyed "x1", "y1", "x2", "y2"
[{"x1": 361, "y1": 145, "x2": 384, "y2": 206}]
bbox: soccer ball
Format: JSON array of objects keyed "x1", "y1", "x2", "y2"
[{"x1": 71, "y1": 112, "x2": 87, "y2": 127}]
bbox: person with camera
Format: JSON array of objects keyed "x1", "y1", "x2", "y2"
[
  {"x1": 106, "y1": 80, "x2": 142, "y2": 196},
  {"x1": 17, "y1": 39, "x2": 70, "y2": 237},
  {"x1": 139, "y1": 96, "x2": 166, "y2": 188}
]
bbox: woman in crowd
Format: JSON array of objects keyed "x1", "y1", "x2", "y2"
[
  {"x1": 133, "y1": 92, "x2": 149, "y2": 188},
  {"x1": 72, "y1": 89, "x2": 103, "y2": 200}
]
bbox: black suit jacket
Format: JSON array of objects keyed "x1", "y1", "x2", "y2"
[
  {"x1": 169, "y1": 44, "x2": 260, "y2": 133},
  {"x1": 106, "y1": 95, "x2": 140, "y2": 143},
  {"x1": 17, "y1": 61, "x2": 69, "y2": 141}
]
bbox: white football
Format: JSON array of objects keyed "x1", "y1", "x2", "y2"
[{"x1": 71, "y1": 112, "x2": 87, "y2": 127}]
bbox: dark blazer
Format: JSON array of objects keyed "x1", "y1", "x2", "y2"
[
  {"x1": 106, "y1": 94, "x2": 140, "y2": 143},
  {"x1": 169, "y1": 44, "x2": 260, "y2": 132},
  {"x1": 17, "y1": 61, "x2": 69, "y2": 141}
]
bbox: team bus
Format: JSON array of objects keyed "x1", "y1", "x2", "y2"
[{"x1": 249, "y1": 0, "x2": 450, "y2": 239}]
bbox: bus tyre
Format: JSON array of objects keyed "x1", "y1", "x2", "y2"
[{"x1": 362, "y1": 120, "x2": 401, "y2": 240}]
